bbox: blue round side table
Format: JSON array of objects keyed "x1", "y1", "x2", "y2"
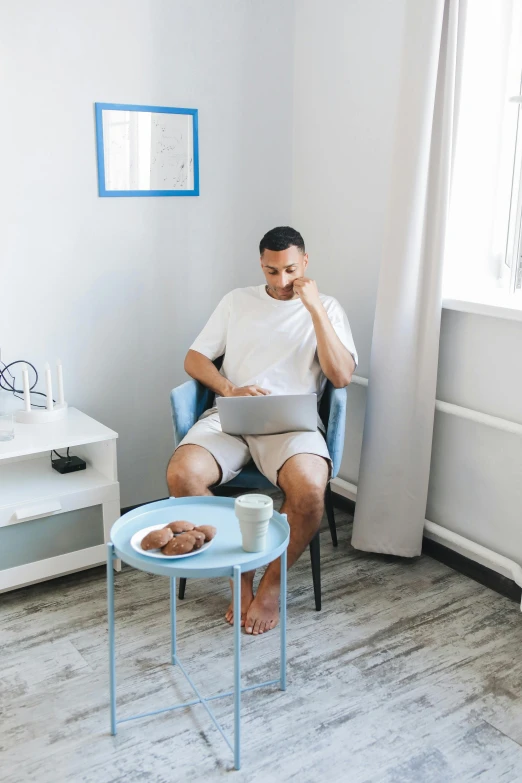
[{"x1": 107, "y1": 496, "x2": 290, "y2": 770}]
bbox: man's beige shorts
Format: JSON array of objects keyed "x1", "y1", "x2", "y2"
[{"x1": 177, "y1": 408, "x2": 332, "y2": 487}]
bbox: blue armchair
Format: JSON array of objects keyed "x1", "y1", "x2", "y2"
[{"x1": 170, "y1": 367, "x2": 347, "y2": 611}]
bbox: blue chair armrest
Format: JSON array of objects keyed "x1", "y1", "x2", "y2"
[
  {"x1": 170, "y1": 379, "x2": 214, "y2": 448},
  {"x1": 322, "y1": 385, "x2": 347, "y2": 480}
]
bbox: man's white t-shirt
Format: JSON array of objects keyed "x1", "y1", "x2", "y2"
[{"x1": 190, "y1": 284, "x2": 358, "y2": 401}]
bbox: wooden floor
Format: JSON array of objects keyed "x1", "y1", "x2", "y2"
[{"x1": 1, "y1": 497, "x2": 522, "y2": 783}]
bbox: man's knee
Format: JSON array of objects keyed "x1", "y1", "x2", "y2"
[
  {"x1": 166, "y1": 445, "x2": 220, "y2": 495},
  {"x1": 289, "y1": 483, "x2": 326, "y2": 517},
  {"x1": 167, "y1": 456, "x2": 195, "y2": 496},
  {"x1": 279, "y1": 455, "x2": 328, "y2": 516}
]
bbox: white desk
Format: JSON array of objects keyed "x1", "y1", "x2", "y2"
[{"x1": 0, "y1": 408, "x2": 120, "y2": 592}]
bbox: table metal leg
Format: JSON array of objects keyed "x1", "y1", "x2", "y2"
[
  {"x1": 170, "y1": 577, "x2": 176, "y2": 665},
  {"x1": 280, "y1": 547, "x2": 287, "y2": 691},
  {"x1": 233, "y1": 565, "x2": 241, "y2": 770},
  {"x1": 107, "y1": 543, "x2": 117, "y2": 735}
]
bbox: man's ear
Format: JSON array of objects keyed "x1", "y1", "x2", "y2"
[{"x1": 303, "y1": 253, "x2": 309, "y2": 270}]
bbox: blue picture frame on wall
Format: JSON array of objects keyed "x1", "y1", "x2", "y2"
[{"x1": 95, "y1": 102, "x2": 199, "y2": 197}]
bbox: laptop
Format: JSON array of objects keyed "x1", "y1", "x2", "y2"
[{"x1": 217, "y1": 393, "x2": 317, "y2": 436}]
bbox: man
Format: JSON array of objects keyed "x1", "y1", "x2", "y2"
[{"x1": 167, "y1": 226, "x2": 357, "y2": 635}]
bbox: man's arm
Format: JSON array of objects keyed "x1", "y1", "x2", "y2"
[
  {"x1": 184, "y1": 350, "x2": 270, "y2": 397},
  {"x1": 293, "y1": 278, "x2": 355, "y2": 388}
]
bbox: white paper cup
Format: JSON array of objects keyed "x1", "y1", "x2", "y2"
[{"x1": 235, "y1": 494, "x2": 273, "y2": 552}]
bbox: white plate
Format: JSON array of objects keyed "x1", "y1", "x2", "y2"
[{"x1": 130, "y1": 523, "x2": 215, "y2": 559}]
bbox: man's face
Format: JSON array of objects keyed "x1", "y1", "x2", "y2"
[{"x1": 260, "y1": 246, "x2": 309, "y2": 300}]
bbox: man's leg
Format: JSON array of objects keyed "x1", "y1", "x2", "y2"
[
  {"x1": 166, "y1": 436, "x2": 254, "y2": 625},
  {"x1": 167, "y1": 444, "x2": 220, "y2": 497},
  {"x1": 244, "y1": 453, "x2": 329, "y2": 635}
]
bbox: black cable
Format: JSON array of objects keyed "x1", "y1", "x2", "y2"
[
  {"x1": 0, "y1": 360, "x2": 55, "y2": 408},
  {"x1": 0, "y1": 360, "x2": 38, "y2": 392},
  {"x1": 0, "y1": 360, "x2": 49, "y2": 407},
  {"x1": 51, "y1": 448, "x2": 71, "y2": 465},
  {"x1": 1, "y1": 362, "x2": 15, "y2": 380}
]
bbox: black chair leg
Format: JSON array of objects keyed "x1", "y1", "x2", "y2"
[
  {"x1": 309, "y1": 533, "x2": 321, "y2": 611},
  {"x1": 179, "y1": 577, "x2": 187, "y2": 600},
  {"x1": 325, "y1": 482, "x2": 338, "y2": 547}
]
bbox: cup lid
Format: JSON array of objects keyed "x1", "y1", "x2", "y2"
[{"x1": 235, "y1": 494, "x2": 273, "y2": 509}]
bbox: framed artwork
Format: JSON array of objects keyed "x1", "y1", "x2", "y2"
[{"x1": 95, "y1": 103, "x2": 199, "y2": 197}]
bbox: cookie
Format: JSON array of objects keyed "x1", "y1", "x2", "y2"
[
  {"x1": 164, "y1": 520, "x2": 196, "y2": 534},
  {"x1": 141, "y1": 527, "x2": 173, "y2": 550},
  {"x1": 176, "y1": 532, "x2": 196, "y2": 544},
  {"x1": 162, "y1": 534, "x2": 195, "y2": 556},
  {"x1": 191, "y1": 530, "x2": 206, "y2": 549},
  {"x1": 194, "y1": 525, "x2": 217, "y2": 542}
]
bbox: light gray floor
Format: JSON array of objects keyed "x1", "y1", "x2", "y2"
[{"x1": 1, "y1": 498, "x2": 522, "y2": 783}]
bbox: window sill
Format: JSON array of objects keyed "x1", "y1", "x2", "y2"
[{"x1": 442, "y1": 291, "x2": 522, "y2": 322}]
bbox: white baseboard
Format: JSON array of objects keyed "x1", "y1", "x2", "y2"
[
  {"x1": 331, "y1": 477, "x2": 357, "y2": 502},
  {"x1": 331, "y1": 477, "x2": 522, "y2": 609}
]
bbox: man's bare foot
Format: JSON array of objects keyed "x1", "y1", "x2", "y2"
[
  {"x1": 225, "y1": 573, "x2": 255, "y2": 626},
  {"x1": 244, "y1": 584, "x2": 279, "y2": 635}
]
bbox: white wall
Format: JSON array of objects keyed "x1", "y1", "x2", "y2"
[
  {"x1": 292, "y1": 0, "x2": 406, "y2": 482},
  {"x1": 292, "y1": 0, "x2": 522, "y2": 569},
  {"x1": 0, "y1": 0, "x2": 295, "y2": 506}
]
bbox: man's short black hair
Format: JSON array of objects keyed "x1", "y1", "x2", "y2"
[{"x1": 259, "y1": 226, "x2": 305, "y2": 255}]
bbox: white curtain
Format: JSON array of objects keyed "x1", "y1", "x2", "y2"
[{"x1": 351, "y1": 0, "x2": 466, "y2": 557}]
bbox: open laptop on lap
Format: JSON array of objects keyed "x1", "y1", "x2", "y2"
[{"x1": 217, "y1": 394, "x2": 317, "y2": 436}]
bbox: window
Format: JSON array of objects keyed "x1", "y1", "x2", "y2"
[
  {"x1": 444, "y1": 0, "x2": 522, "y2": 300},
  {"x1": 503, "y1": 92, "x2": 522, "y2": 291}
]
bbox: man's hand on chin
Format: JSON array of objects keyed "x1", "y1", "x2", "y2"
[
  {"x1": 293, "y1": 277, "x2": 322, "y2": 313},
  {"x1": 225, "y1": 386, "x2": 271, "y2": 397}
]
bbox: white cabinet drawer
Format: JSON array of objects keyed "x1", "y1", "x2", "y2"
[
  {"x1": 0, "y1": 505, "x2": 105, "y2": 571},
  {"x1": 0, "y1": 481, "x2": 119, "y2": 529}
]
